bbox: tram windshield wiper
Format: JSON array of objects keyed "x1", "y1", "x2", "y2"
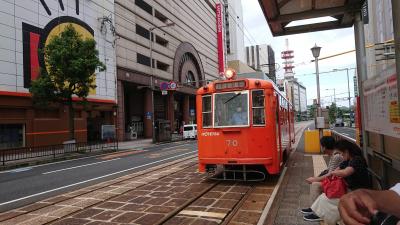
[{"x1": 224, "y1": 92, "x2": 241, "y2": 104}]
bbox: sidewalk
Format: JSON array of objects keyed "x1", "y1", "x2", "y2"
[{"x1": 264, "y1": 124, "x2": 327, "y2": 225}]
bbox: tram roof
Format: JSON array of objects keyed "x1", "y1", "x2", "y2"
[{"x1": 258, "y1": 0, "x2": 365, "y2": 36}]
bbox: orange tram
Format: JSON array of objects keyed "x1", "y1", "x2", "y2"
[{"x1": 196, "y1": 71, "x2": 295, "y2": 181}]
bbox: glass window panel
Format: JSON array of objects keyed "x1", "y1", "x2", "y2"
[
  {"x1": 214, "y1": 91, "x2": 249, "y2": 127},
  {"x1": 252, "y1": 90, "x2": 265, "y2": 125}
]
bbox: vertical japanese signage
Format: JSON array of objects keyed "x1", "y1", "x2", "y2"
[{"x1": 216, "y1": 3, "x2": 225, "y2": 76}]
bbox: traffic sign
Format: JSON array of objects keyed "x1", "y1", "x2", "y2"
[
  {"x1": 169, "y1": 81, "x2": 177, "y2": 90},
  {"x1": 162, "y1": 90, "x2": 168, "y2": 95},
  {"x1": 160, "y1": 82, "x2": 169, "y2": 91}
]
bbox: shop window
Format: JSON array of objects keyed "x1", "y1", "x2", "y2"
[
  {"x1": 202, "y1": 95, "x2": 212, "y2": 128},
  {"x1": 136, "y1": 24, "x2": 150, "y2": 39},
  {"x1": 135, "y1": 0, "x2": 152, "y2": 15},
  {"x1": 137, "y1": 53, "x2": 151, "y2": 67},
  {"x1": 155, "y1": 35, "x2": 168, "y2": 47},
  {"x1": 157, "y1": 61, "x2": 169, "y2": 71},
  {"x1": 252, "y1": 90, "x2": 265, "y2": 125},
  {"x1": 154, "y1": 10, "x2": 168, "y2": 22},
  {"x1": 0, "y1": 124, "x2": 24, "y2": 149}
]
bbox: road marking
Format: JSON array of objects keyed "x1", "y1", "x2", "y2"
[
  {"x1": 42, "y1": 158, "x2": 121, "y2": 175},
  {"x1": 0, "y1": 151, "x2": 196, "y2": 207},
  {"x1": 160, "y1": 144, "x2": 190, "y2": 151},
  {"x1": 148, "y1": 148, "x2": 190, "y2": 159},
  {"x1": 0, "y1": 167, "x2": 33, "y2": 174},
  {"x1": 179, "y1": 210, "x2": 226, "y2": 219}
]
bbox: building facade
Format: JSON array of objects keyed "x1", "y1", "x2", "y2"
[
  {"x1": 287, "y1": 79, "x2": 307, "y2": 121},
  {"x1": 115, "y1": 0, "x2": 220, "y2": 140},
  {"x1": 224, "y1": 0, "x2": 245, "y2": 63},
  {"x1": 245, "y1": 44, "x2": 276, "y2": 82},
  {"x1": 0, "y1": 0, "x2": 117, "y2": 148}
]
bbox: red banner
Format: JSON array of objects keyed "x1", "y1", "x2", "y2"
[{"x1": 216, "y1": 3, "x2": 225, "y2": 76}]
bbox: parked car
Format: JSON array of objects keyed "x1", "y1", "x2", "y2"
[
  {"x1": 335, "y1": 118, "x2": 344, "y2": 127},
  {"x1": 183, "y1": 124, "x2": 197, "y2": 139}
]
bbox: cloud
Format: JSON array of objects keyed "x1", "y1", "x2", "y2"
[{"x1": 241, "y1": 0, "x2": 357, "y2": 106}]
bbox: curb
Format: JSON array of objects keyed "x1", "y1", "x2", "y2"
[{"x1": 257, "y1": 167, "x2": 287, "y2": 225}]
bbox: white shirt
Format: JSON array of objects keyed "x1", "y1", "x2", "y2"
[{"x1": 390, "y1": 183, "x2": 400, "y2": 196}]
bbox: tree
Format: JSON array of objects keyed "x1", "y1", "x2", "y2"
[
  {"x1": 328, "y1": 102, "x2": 337, "y2": 124},
  {"x1": 30, "y1": 25, "x2": 105, "y2": 141},
  {"x1": 308, "y1": 105, "x2": 316, "y2": 119}
]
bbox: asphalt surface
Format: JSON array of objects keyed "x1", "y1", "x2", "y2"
[
  {"x1": 0, "y1": 140, "x2": 197, "y2": 212},
  {"x1": 332, "y1": 126, "x2": 356, "y2": 140}
]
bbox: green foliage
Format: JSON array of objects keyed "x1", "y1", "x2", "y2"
[
  {"x1": 337, "y1": 107, "x2": 344, "y2": 118},
  {"x1": 308, "y1": 105, "x2": 316, "y2": 118},
  {"x1": 29, "y1": 24, "x2": 105, "y2": 139},
  {"x1": 30, "y1": 24, "x2": 105, "y2": 104},
  {"x1": 328, "y1": 103, "x2": 337, "y2": 123}
]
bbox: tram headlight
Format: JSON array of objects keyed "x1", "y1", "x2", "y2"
[{"x1": 225, "y1": 68, "x2": 236, "y2": 80}]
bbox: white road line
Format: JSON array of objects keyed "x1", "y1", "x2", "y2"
[
  {"x1": 0, "y1": 142, "x2": 195, "y2": 174},
  {"x1": 0, "y1": 154, "x2": 113, "y2": 174},
  {"x1": 0, "y1": 151, "x2": 196, "y2": 207},
  {"x1": 160, "y1": 143, "x2": 191, "y2": 151},
  {"x1": 42, "y1": 158, "x2": 121, "y2": 175}
]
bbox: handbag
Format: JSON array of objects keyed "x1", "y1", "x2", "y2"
[{"x1": 321, "y1": 176, "x2": 347, "y2": 199}]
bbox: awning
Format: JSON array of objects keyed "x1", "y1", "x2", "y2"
[{"x1": 258, "y1": 0, "x2": 365, "y2": 36}]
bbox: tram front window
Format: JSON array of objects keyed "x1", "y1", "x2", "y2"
[{"x1": 214, "y1": 91, "x2": 249, "y2": 127}]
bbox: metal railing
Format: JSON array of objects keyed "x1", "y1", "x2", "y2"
[
  {"x1": 0, "y1": 141, "x2": 118, "y2": 166},
  {"x1": 331, "y1": 130, "x2": 356, "y2": 143}
]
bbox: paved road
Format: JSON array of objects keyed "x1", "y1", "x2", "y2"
[
  {"x1": 332, "y1": 126, "x2": 356, "y2": 140},
  {"x1": 0, "y1": 141, "x2": 197, "y2": 212},
  {"x1": 0, "y1": 122, "x2": 308, "y2": 213}
]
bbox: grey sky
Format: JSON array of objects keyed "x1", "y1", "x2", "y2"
[{"x1": 241, "y1": 0, "x2": 357, "y2": 107}]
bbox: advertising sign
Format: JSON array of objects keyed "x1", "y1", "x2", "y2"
[
  {"x1": 216, "y1": 3, "x2": 225, "y2": 76},
  {"x1": 364, "y1": 67, "x2": 400, "y2": 138}
]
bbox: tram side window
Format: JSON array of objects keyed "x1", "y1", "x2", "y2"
[
  {"x1": 202, "y1": 96, "x2": 212, "y2": 127},
  {"x1": 252, "y1": 90, "x2": 265, "y2": 125}
]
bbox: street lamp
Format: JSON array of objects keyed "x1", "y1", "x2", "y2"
[
  {"x1": 149, "y1": 22, "x2": 175, "y2": 143},
  {"x1": 311, "y1": 44, "x2": 322, "y2": 142}
]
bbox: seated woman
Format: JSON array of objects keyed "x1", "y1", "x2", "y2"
[
  {"x1": 303, "y1": 140, "x2": 370, "y2": 225},
  {"x1": 301, "y1": 136, "x2": 343, "y2": 214}
]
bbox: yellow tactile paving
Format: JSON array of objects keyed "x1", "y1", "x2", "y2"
[{"x1": 312, "y1": 155, "x2": 328, "y2": 177}]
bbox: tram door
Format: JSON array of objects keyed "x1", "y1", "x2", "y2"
[{"x1": 275, "y1": 95, "x2": 282, "y2": 165}]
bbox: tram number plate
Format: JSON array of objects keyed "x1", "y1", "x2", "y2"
[{"x1": 226, "y1": 139, "x2": 238, "y2": 147}]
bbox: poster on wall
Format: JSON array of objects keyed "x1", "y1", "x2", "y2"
[
  {"x1": 0, "y1": 0, "x2": 116, "y2": 101},
  {"x1": 364, "y1": 66, "x2": 400, "y2": 138}
]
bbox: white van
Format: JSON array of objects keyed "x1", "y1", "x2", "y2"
[{"x1": 183, "y1": 124, "x2": 197, "y2": 139}]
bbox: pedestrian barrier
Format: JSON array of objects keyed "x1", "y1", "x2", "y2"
[
  {"x1": 304, "y1": 130, "x2": 321, "y2": 153},
  {"x1": 0, "y1": 140, "x2": 118, "y2": 166}
]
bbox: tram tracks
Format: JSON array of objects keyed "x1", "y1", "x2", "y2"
[{"x1": 0, "y1": 155, "x2": 198, "y2": 224}]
